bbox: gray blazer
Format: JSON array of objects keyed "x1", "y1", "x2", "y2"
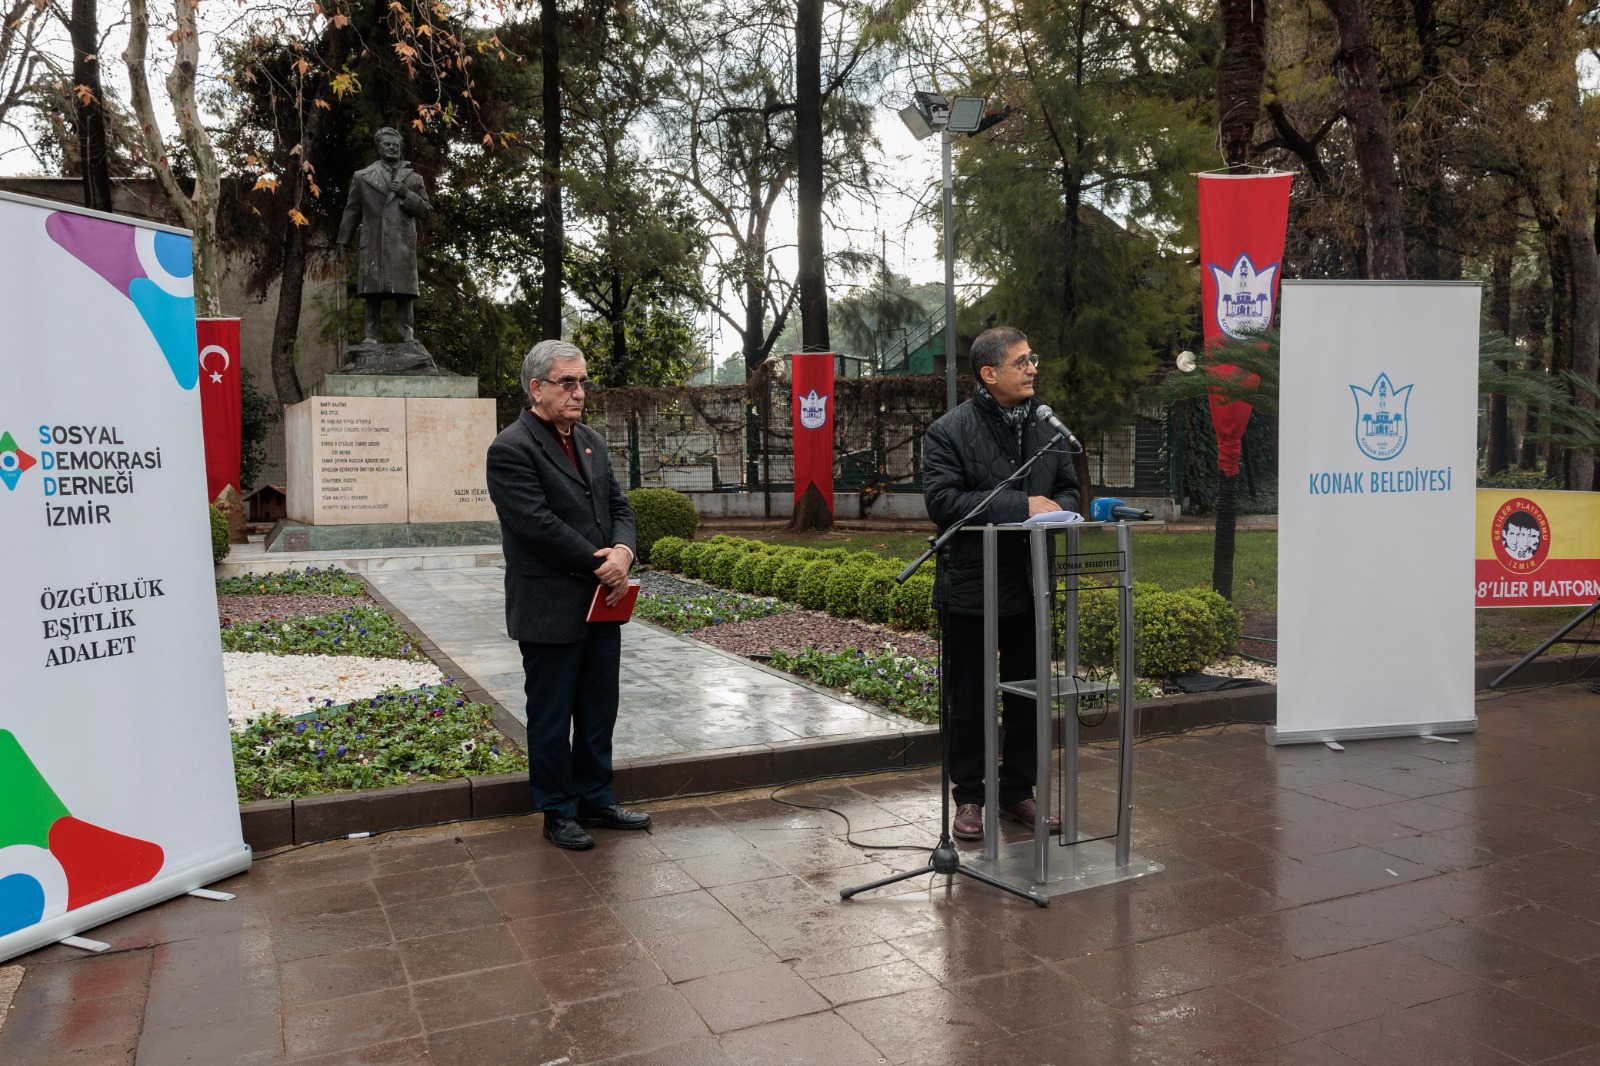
[{"x1": 486, "y1": 411, "x2": 637, "y2": 644}]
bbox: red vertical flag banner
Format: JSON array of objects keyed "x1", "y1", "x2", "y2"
[
  {"x1": 196, "y1": 317, "x2": 242, "y2": 500},
  {"x1": 790, "y1": 353, "x2": 835, "y2": 514},
  {"x1": 1198, "y1": 173, "x2": 1292, "y2": 476}
]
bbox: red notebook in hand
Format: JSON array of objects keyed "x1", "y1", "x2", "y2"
[{"x1": 586, "y1": 579, "x2": 641, "y2": 623}]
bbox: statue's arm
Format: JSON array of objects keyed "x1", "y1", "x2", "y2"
[
  {"x1": 400, "y1": 174, "x2": 431, "y2": 219},
  {"x1": 335, "y1": 179, "x2": 362, "y2": 248}
]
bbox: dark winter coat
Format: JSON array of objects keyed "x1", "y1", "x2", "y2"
[
  {"x1": 336, "y1": 161, "x2": 431, "y2": 296},
  {"x1": 922, "y1": 393, "x2": 1081, "y2": 616},
  {"x1": 486, "y1": 411, "x2": 637, "y2": 644}
]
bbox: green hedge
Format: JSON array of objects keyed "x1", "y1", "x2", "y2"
[
  {"x1": 210, "y1": 505, "x2": 231, "y2": 564},
  {"x1": 627, "y1": 487, "x2": 698, "y2": 563},
  {"x1": 650, "y1": 533, "x2": 1241, "y2": 676},
  {"x1": 650, "y1": 536, "x2": 688, "y2": 572},
  {"x1": 1076, "y1": 582, "x2": 1241, "y2": 679}
]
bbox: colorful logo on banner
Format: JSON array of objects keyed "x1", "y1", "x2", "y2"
[
  {"x1": 1476, "y1": 489, "x2": 1600, "y2": 607},
  {"x1": 1490, "y1": 497, "x2": 1551, "y2": 575},
  {"x1": 1350, "y1": 373, "x2": 1412, "y2": 461},
  {"x1": 1208, "y1": 253, "x2": 1280, "y2": 340},
  {"x1": 1198, "y1": 173, "x2": 1293, "y2": 478},
  {"x1": 0, "y1": 730, "x2": 165, "y2": 937},
  {"x1": 0, "y1": 431, "x2": 37, "y2": 491},
  {"x1": 44, "y1": 213, "x2": 198, "y2": 390},
  {"x1": 797, "y1": 389, "x2": 829, "y2": 431}
]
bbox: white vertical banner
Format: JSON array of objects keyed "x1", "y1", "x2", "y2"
[
  {"x1": 1273, "y1": 281, "x2": 1480, "y2": 745},
  {"x1": 0, "y1": 192, "x2": 249, "y2": 963}
]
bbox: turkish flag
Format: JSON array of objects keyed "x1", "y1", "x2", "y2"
[
  {"x1": 1198, "y1": 173, "x2": 1292, "y2": 477},
  {"x1": 196, "y1": 317, "x2": 242, "y2": 500},
  {"x1": 790, "y1": 353, "x2": 835, "y2": 514}
]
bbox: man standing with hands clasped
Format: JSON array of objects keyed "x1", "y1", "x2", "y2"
[
  {"x1": 922, "y1": 326, "x2": 1080, "y2": 842},
  {"x1": 487, "y1": 340, "x2": 651, "y2": 850}
]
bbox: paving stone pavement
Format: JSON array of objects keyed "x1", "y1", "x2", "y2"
[
  {"x1": 363, "y1": 568, "x2": 907, "y2": 760},
  {"x1": 4, "y1": 683, "x2": 1600, "y2": 1064}
]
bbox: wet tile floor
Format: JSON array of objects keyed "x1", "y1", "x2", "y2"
[{"x1": 3, "y1": 682, "x2": 1599, "y2": 1064}]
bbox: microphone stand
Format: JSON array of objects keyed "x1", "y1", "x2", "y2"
[{"x1": 842, "y1": 434, "x2": 1068, "y2": 906}]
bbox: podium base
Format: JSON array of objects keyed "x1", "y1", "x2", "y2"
[{"x1": 964, "y1": 838, "x2": 1164, "y2": 899}]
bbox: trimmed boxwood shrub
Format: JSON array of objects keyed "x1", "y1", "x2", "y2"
[
  {"x1": 677, "y1": 541, "x2": 712, "y2": 579},
  {"x1": 626, "y1": 487, "x2": 698, "y2": 563},
  {"x1": 210, "y1": 505, "x2": 231, "y2": 564},
  {"x1": 650, "y1": 536, "x2": 688, "y2": 572},
  {"x1": 823, "y1": 564, "x2": 869, "y2": 618},
  {"x1": 857, "y1": 569, "x2": 898, "y2": 624},
  {"x1": 818, "y1": 548, "x2": 852, "y2": 563},
  {"x1": 751, "y1": 552, "x2": 788, "y2": 596},
  {"x1": 1076, "y1": 582, "x2": 1239, "y2": 679},
  {"x1": 702, "y1": 546, "x2": 745, "y2": 587},
  {"x1": 796, "y1": 560, "x2": 835, "y2": 610},
  {"x1": 890, "y1": 573, "x2": 935, "y2": 632},
  {"x1": 771, "y1": 557, "x2": 814, "y2": 601},
  {"x1": 730, "y1": 550, "x2": 768, "y2": 593}
]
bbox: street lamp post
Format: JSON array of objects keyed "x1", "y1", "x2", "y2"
[{"x1": 901, "y1": 92, "x2": 987, "y2": 413}]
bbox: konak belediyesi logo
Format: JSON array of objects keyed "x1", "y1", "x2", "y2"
[{"x1": 0, "y1": 430, "x2": 38, "y2": 491}]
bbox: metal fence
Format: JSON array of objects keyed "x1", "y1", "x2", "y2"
[{"x1": 588, "y1": 374, "x2": 1175, "y2": 499}]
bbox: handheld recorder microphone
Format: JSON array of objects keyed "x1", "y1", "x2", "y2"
[{"x1": 1089, "y1": 497, "x2": 1155, "y2": 522}]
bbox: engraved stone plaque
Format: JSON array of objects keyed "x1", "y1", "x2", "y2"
[
  {"x1": 405, "y1": 398, "x2": 497, "y2": 523},
  {"x1": 285, "y1": 396, "x2": 409, "y2": 525}
]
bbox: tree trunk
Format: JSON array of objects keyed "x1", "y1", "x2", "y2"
[
  {"x1": 266, "y1": 25, "x2": 343, "y2": 408},
  {"x1": 1518, "y1": 278, "x2": 1548, "y2": 470},
  {"x1": 1486, "y1": 237, "x2": 1512, "y2": 475},
  {"x1": 794, "y1": 0, "x2": 828, "y2": 353},
  {"x1": 1546, "y1": 223, "x2": 1571, "y2": 481},
  {"x1": 1217, "y1": 0, "x2": 1266, "y2": 171},
  {"x1": 1212, "y1": 473, "x2": 1240, "y2": 600},
  {"x1": 1210, "y1": 0, "x2": 1268, "y2": 603},
  {"x1": 124, "y1": 0, "x2": 223, "y2": 315},
  {"x1": 539, "y1": 0, "x2": 564, "y2": 340},
  {"x1": 1323, "y1": 0, "x2": 1406, "y2": 279},
  {"x1": 69, "y1": 0, "x2": 113, "y2": 211},
  {"x1": 1552, "y1": 5, "x2": 1599, "y2": 490}
]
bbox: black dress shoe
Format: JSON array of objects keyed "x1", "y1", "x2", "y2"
[
  {"x1": 542, "y1": 815, "x2": 594, "y2": 850},
  {"x1": 577, "y1": 804, "x2": 652, "y2": 831}
]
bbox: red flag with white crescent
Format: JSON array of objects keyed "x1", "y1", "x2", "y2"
[
  {"x1": 790, "y1": 353, "x2": 835, "y2": 513},
  {"x1": 196, "y1": 317, "x2": 242, "y2": 500},
  {"x1": 1199, "y1": 173, "x2": 1292, "y2": 477}
]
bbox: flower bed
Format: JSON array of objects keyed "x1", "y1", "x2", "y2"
[
  {"x1": 232, "y1": 682, "x2": 527, "y2": 801},
  {"x1": 219, "y1": 567, "x2": 525, "y2": 802},
  {"x1": 635, "y1": 589, "x2": 790, "y2": 633}
]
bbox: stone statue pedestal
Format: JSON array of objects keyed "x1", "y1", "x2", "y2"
[
  {"x1": 276, "y1": 372, "x2": 500, "y2": 552},
  {"x1": 335, "y1": 339, "x2": 450, "y2": 377}
]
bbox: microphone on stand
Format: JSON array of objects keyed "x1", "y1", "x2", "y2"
[
  {"x1": 1089, "y1": 497, "x2": 1155, "y2": 522},
  {"x1": 1033, "y1": 404, "x2": 1083, "y2": 453}
]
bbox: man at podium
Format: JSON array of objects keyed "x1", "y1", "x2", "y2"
[{"x1": 922, "y1": 326, "x2": 1080, "y2": 841}]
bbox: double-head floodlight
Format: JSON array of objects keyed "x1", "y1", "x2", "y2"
[{"x1": 899, "y1": 92, "x2": 988, "y2": 140}]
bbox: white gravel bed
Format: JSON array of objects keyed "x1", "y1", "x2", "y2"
[{"x1": 224, "y1": 652, "x2": 445, "y2": 730}]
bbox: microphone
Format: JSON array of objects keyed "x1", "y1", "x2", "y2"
[
  {"x1": 1033, "y1": 404, "x2": 1082, "y2": 452},
  {"x1": 1089, "y1": 497, "x2": 1155, "y2": 522}
]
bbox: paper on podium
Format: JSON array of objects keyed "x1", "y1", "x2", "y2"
[{"x1": 1023, "y1": 510, "x2": 1084, "y2": 526}]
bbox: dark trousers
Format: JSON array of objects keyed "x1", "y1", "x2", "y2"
[
  {"x1": 943, "y1": 610, "x2": 1039, "y2": 808},
  {"x1": 519, "y1": 625, "x2": 621, "y2": 818}
]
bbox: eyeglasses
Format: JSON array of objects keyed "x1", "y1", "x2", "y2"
[
  {"x1": 1005, "y1": 353, "x2": 1040, "y2": 370},
  {"x1": 539, "y1": 376, "x2": 593, "y2": 392}
]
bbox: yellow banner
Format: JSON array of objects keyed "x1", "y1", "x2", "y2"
[{"x1": 1476, "y1": 488, "x2": 1600, "y2": 607}]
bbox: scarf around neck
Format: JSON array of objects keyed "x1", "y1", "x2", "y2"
[{"x1": 974, "y1": 383, "x2": 1031, "y2": 430}]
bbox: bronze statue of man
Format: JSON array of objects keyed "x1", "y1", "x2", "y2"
[{"x1": 336, "y1": 127, "x2": 432, "y2": 344}]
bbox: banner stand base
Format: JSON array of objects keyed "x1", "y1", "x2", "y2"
[
  {"x1": 1, "y1": 846, "x2": 252, "y2": 964},
  {"x1": 58, "y1": 936, "x2": 109, "y2": 953},
  {"x1": 1266, "y1": 718, "x2": 1477, "y2": 747}
]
